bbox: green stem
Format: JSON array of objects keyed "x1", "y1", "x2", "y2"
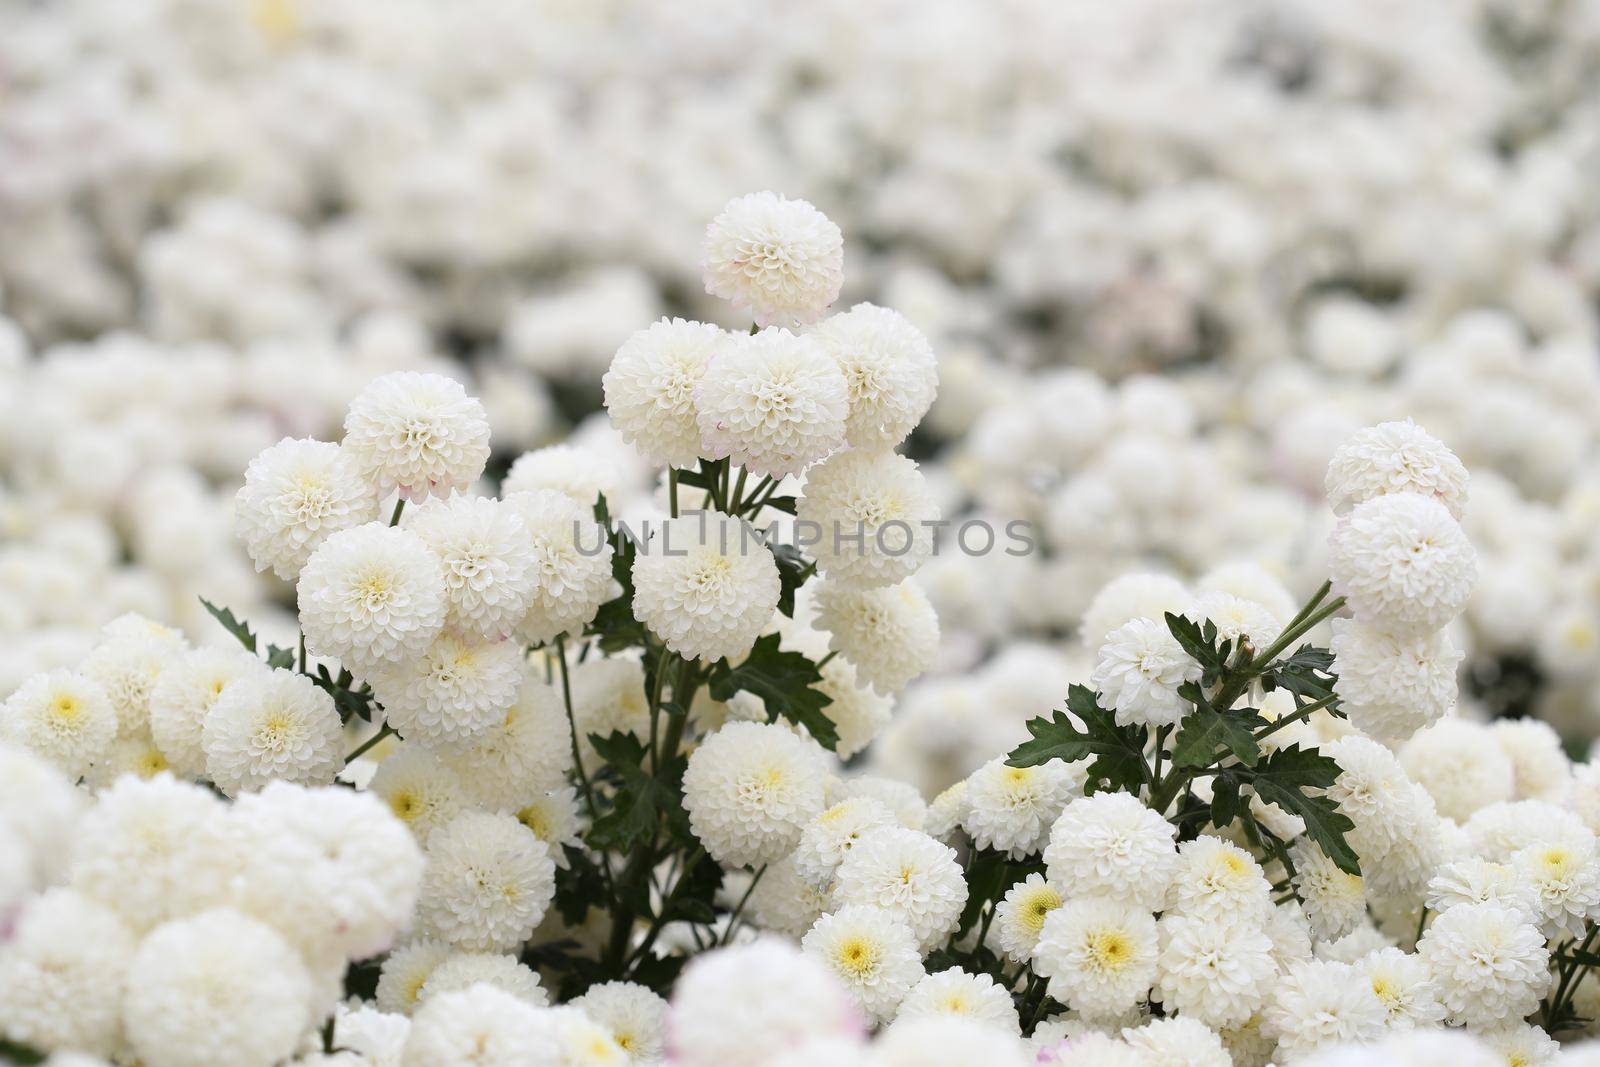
[
  {"x1": 728, "y1": 467, "x2": 749, "y2": 515},
  {"x1": 669, "y1": 468, "x2": 680, "y2": 518},
  {"x1": 626, "y1": 848, "x2": 706, "y2": 972},
  {"x1": 719, "y1": 864, "x2": 768, "y2": 946},
  {"x1": 388, "y1": 498, "x2": 405, "y2": 526},
  {"x1": 816, "y1": 650, "x2": 838, "y2": 669},
  {"x1": 345, "y1": 723, "x2": 395, "y2": 763},
  {"x1": 556, "y1": 636, "x2": 601, "y2": 824},
  {"x1": 1256, "y1": 693, "x2": 1339, "y2": 740},
  {"x1": 297, "y1": 632, "x2": 306, "y2": 674},
  {"x1": 1250, "y1": 587, "x2": 1342, "y2": 671}
]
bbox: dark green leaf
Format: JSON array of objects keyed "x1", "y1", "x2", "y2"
[
  {"x1": 1006, "y1": 685, "x2": 1145, "y2": 794},
  {"x1": 1209, "y1": 770, "x2": 1245, "y2": 830},
  {"x1": 1172, "y1": 682, "x2": 1265, "y2": 769},
  {"x1": 1264, "y1": 645, "x2": 1341, "y2": 710},
  {"x1": 199, "y1": 597, "x2": 259, "y2": 654},
  {"x1": 707, "y1": 633, "x2": 837, "y2": 750},
  {"x1": 1165, "y1": 612, "x2": 1235, "y2": 686},
  {"x1": 552, "y1": 846, "x2": 609, "y2": 926},
  {"x1": 1248, "y1": 744, "x2": 1359, "y2": 874},
  {"x1": 760, "y1": 494, "x2": 798, "y2": 516},
  {"x1": 956, "y1": 850, "x2": 1011, "y2": 936},
  {"x1": 769, "y1": 542, "x2": 812, "y2": 618},
  {"x1": 265, "y1": 644, "x2": 297, "y2": 671},
  {"x1": 586, "y1": 732, "x2": 689, "y2": 852}
]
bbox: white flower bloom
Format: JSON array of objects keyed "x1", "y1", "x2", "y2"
[
  {"x1": 1514, "y1": 833, "x2": 1600, "y2": 938},
  {"x1": 81, "y1": 620, "x2": 184, "y2": 738},
  {"x1": 1080, "y1": 573, "x2": 1192, "y2": 652},
  {"x1": 959, "y1": 757, "x2": 1081, "y2": 860},
  {"x1": 400, "y1": 985, "x2": 558, "y2": 1067},
  {"x1": 1358, "y1": 946, "x2": 1445, "y2": 1031},
  {"x1": 682, "y1": 721, "x2": 828, "y2": 869},
  {"x1": 1291, "y1": 838, "x2": 1367, "y2": 942},
  {"x1": 234, "y1": 437, "x2": 378, "y2": 580},
  {"x1": 1330, "y1": 618, "x2": 1462, "y2": 742},
  {"x1": 1426, "y1": 857, "x2": 1539, "y2": 920},
  {"x1": 1122, "y1": 1016, "x2": 1233, "y2": 1067},
  {"x1": 297, "y1": 522, "x2": 448, "y2": 672},
  {"x1": 333, "y1": 1004, "x2": 411, "y2": 1067},
  {"x1": 1, "y1": 669, "x2": 116, "y2": 778},
  {"x1": 342, "y1": 371, "x2": 490, "y2": 501},
  {"x1": 1194, "y1": 592, "x2": 1281, "y2": 651},
  {"x1": 417, "y1": 952, "x2": 547, "y2": 1007},
  {"x1": 702, "y1": 192, "x2": 844, "y2": 328},
  {"x1": 813, "y1": 651, "x2": 893, "y2": 760},
  {"x1": 810, "y1": 303, "x2": 938, "y2": 450},
  {"x1": 1481, "y1": 1023, "x2": 1559, "y2": 1067},
  {"x1": 834, "y1": 775, "x2": 930, "y2": 831},
  {"x1": 1090, "y1": 617, "x2": 1201, "y2": 729},
  {"x1": 1153, "y1": 912, "x2": 1275, "y2": 1028},
  {"x1": 416, "y1": 811, "x2": 556, "y2": 952},
  {"x1": 603, "y1": 317, "x2": 724, "y2": 469},
  {"x1": 369, "y1": 630, "x2": 524, "y2": 750},
  {"x1": 1466, "y1": 800, "x2": 1589, "y2": 863},
  {"x1": 668, "y1": 939, "x2": 864, "y2": 1067},
  {"x1": 695, "y1": 328, "x2": 848, "y2": 478},
  {"x1": 408, "y1": 494, "x2": 539, "y2": 639},
  {"x1": 201, "y1": 667, "x2": 342, "y2": 794},
  {"x1": 994, "y1": 873, "x2": 1065, "y2": 964},
  {"x1": 1043, "y1": 793, "x2": 1178, "y2": 911},
  {"x1": 502, "y1": 444, "x2": 625, "y2": 509},
  {"x1": 0, "y1": 889, "x2": 135, "y2": 1057},
  {"x1": 501, "y1": 489, "x2": 614, "y2": 645},
  {"x1": 1328, "y1": 493, "x2": 1477, "y2": 637},
  {"x1": 1166, "y1": 836, "x2": 1272, "y2": 923},
  {"x1": 632, "y1": 515, "x2": 780, "y2": 662},
  {"x1": 122, "y1": 909, "x2": 312, "y2": 1067},
  {"x1": 746, "y1": 855, "x2": 832, "y2": 939},
  {"x1": 1417, "y1": 901, "x2": 1550, "y2": 1026},
  {"x1": 1492, "y1": 718, "x2": 1573, "y2": 803},
  {"x1": 1032, "y1": 896, "x2": 1158, "y2": 1021},
  {"x1": 1399, "y1": 719, "x2": 1515, "y2": 823},
  {"x1": 1266, "y1": 958, "x2": 1388, "y2": 1060},
  {"x1": 567, "y1": 655, "x2": 651, "y2": 766},
  {"x1": 514, "y1": 785, "x2": 583, "y2": 861},
  {"x1": 375, "y1": 938, "x2": 453, "y2": 1015},
  {"x1": 571, "y1": 981, "x2": 668, "y2": 1063},
  {"x1": 793, "y1": 797, "x2": 899, "y2": 893},
  {"x1": 802, "y1": 904, "x2": 924, "y2": 1025},
  {"x1": 1038, "y1": 1031, "x2": 1147, "y2": 1067},
  {"x1": 813, "y1": 577, "x2": 939, "y2": 695},
  {"x1": 798, "y1": 449, "x2": 940, "y2": 589},
  {"x1": 832, "y1": 826, "x2": 966, "y2": 953},
  {"x1": 148, "y1": 647, "x2": 264, "y2": 779},
  {"x1": 443, "y1": 671, "x2": 574, "y2": 811},
  {"x1": 898, "y1": 969, "x2": 1020, "y2": 1035},
  {"x1": 1325, "y1": 420, "x2": 1469, "y2": 520}
]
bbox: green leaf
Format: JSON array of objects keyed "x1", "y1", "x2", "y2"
[
  {"x1": 769, "y1": 542, "x2": 812, "y2": 619},
  {"x1": 760, "y1": 494, "x2": 798, "y2": 516},
  {"x1": 1264, "y1": 645, "x2": 1341, "y2": 710},
  {"x1": 656, "y1": 855, "x2": 723, "y2": 926},
  {"x1": 1247, "y1": 744, "x2": 1360, "y2": 874},
  {"x1": 1006, "y1": 685, "x2": 1145, "y2": 794},
  {"x1": 1165, "y1": 612, "x2": 1234, "y2": 686},
  {"x1": 199, "y1": 597, "x2": 259, "y2": 654},
  {"x1": 707, "y1": 633, "x2": 838, "y2": 750},
  {"x1": 265, "y1": 644, "x2": 297, "y2": 671},
  {"x1": 956, "y1": 850, "x2": 1012, "y2": 936},
  {"x1": 1209, "y1": 769, "x2": 1245, "y2": 829},
  {"x1": 552, "y1": 846, "x2": 609, "y2": 926},
  {"x1": 1172, "y1": 682, "x2": 1265, "y2": 769},
  {"x1": 586, "y1": 732, "x2": 689, "y2": 852},
  {"x1": 311, "y1": 664, "x2": 378, "y2": 724},
  {"x1": 0, "y1": 1037, "x2": 47, "y2": 1065}
]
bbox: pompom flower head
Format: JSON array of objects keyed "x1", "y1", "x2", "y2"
[
  {"x1": 1043, "y1": 792, "x2": 1178, "y2": 910},
  {"x1": 1032, "y1": 896, "x2": 1158, "y2": 1021},
  {"x1": 1, "y1": 669, "x2": 116, "y2": 778},
  {"x1": 813, "y1": 577, "x2": 939, "y2": 695},
  {"x1": 1090, "y1": 617, "x2": 1202, "y2": 729},
  {"x1": 1328, "y1": 493, "x2": 1477, "y2": 637},
  {"x1": 297, "y1": 522, "x2": 448, "y2": 672},
  {"x1": 407, "y1": 493, "x2": 538, "y2": 640},
  {"x1": 802, "y1": 904, "x2": 924, "y2": 1025},
  {"x1": 1325, "y1": 419, "x2": 1469, "y2": 519},
  {"x1": 234, "y1": 437, "x2": 378, "y2": 580},
  {"x1": 811, "y1": 302, "x2": 938, "y2": 449},
  {"x1": 416, "y1": 810, "x2": 556, "y2": 953},
  {"x1": 201, "y1": 667, "x2": 343, "y2": 795},
  {"x1": 603, "y1": 317, "x2": 724, "y2": 469},
  {"x1": 681, "y1": 721, "x2": 828, "y2": 869},
  {"x1": 832, "y1": 826, "x2": 967, "y2": 953},
  {"x1": 342, "y1": 371, "x2": 490, "y2": 502},
  {"x1": 702, "y1": 191, "x2": 844, "y2": 327},
  {"x1": 797, "y1": 449, "x2": 940, "y2": 590},
  {"x1": 631, "y1": 515, "x2": 780, "y2": 662},
  {"x1": 502, "y1": 488, "x2": 615, "y2": 645},
  {"x1": 695, "y1": 328, "x2": 848, "y2": 478}
]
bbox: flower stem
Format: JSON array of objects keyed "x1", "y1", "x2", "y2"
[
  {"x1": 388, "y1": 498, "x2": 405, "y2": 526},
  {"x1": 345, "y1": 723, "x2": 395, "y2": 764}
]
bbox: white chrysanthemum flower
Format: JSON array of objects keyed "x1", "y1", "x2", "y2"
[
  {"x1": 81, "y1": 622, "x2": 183, "y2": 737},
  {"x1": 1194, "y1": 592, "x2": 1282, "y2": 651},
  {"x1": 960, "y1": 758, "x2": 1081, "y2": 860},
  {"x1": 546, "y1": 1004, "x2": 629, "y2": 1066},
  {"x1": 880, "y1": 1011, "x2": 1029, "y2": 1066},
  {"x1": 234, "y1": 437, "x2": 378, "y2": 580},
  {"x1": 376, "y1": 939, "x2": 454, "y2": 1015},
  {"x1": 369, "y1": 744, "x2": 470, "y2": 841},
  {"x1": 369, "y1": 630, "x2": 524, "y2": 750},
  {"x1": 813, "y1": 577, "x2": 939, "y2": 695},
  {"x1": 695, "y1": 328, "x2": 848, "y2": 478},
  {"x1": 342, "y1": 371, "x2": 490, "y2": 501},
  {"x1": 201, "y1": 667, "x2": 342, "y2": 794},
  {"x1": 1328, "y1": 493, "x2": 1477, "y2": 637},
  {"x1": 84, "y1": 729, "x2": 173, "y2": 787},
  {"x1": 515, "y1": 785, "x2": 583, "y2": 862},
  {"x1": 898, "y1": 968, "x2": 1021, "y2": 1035},
  {"x1": 810, "y1": 303, "x2": 938, "y2": 450},
  {"x1": 568, "y1": 655, "x2": 651, "y2": 766},
  {"x1": 417, "y1": 811, "x2": 556, "y2": 953},
  {"x1": 1033, "y1": 897, "x2": 1158, "y2": 1021},
  {"x1": 1122, "y1": 1017, "x2": 1231, "y2": 1067},
  {"x1": 798, "y1": 449, "x2": 940, "y2": 589},
  {"x1": 682, "y1": 721, "x2": 828, "y2": 869},
  {"x1": 1467, "y1": 800, "x2": 1589, "y2": 863},
  {"x1": 1291, "y1": 838, "x2": 1367, "y2": 942},
  {"x1": 501, "y1": 489, "x2": 615, "y2": 645},
  {"x1": 814, "y1": 652, "x2": 893, "y2": 760},
  {"x1": 1426, "y1": 857, "x2": 1539, "y2": 920},
  {"x1": 702, "y1": 191, "x2": 843, "y2": 328},
  {"x1": 122, "y1": 909, "x2": 312, "y2": 1067},
  {"x1": 632, "y1": 515, "x2": 780, "y2": 662},
  {"x1": 1043, "y1": 793, "x2": 1178, "y2": 911},
  {"x1": 444, "y1": 672, "x2": 574, "y2": 810},
  {"x1": 1399, "y1": 719, "x2": 1515, "y2": 823},
  {"x1": 746, "y1": 855, "x2": 833, "y2": 939},
  {"x1": 1483, "y1": 1023, "x2": 1559, "y2": 1067},
  {"x1": 994, "y1": 873, "x2": 1065, "y2": 964},
  {"x1": 298, "y1": 522, "x2": 448, "y2": 671},
  {"x1": 794, "y1": 797, "x2": 900, "y2": 892},
  {"x1": 1038, "y1": 1031, "x2": 1146, "y2": 1067},
  {"x1": 1323, "y1": 735, "x2": 1445, "y2": 900},
  {"x1": 925, "y1": 781, "x2": 968, "y2": 842},
  {"x1": 417, "y1": 952, "x2": 548, "y2": 1007},
  {"x1": 148, "y1": 647, "x2": 264, "y2": 778},
  {"x1": 834, "y1": 775, "x2": 929, "y2": 831},
  {"x1": 832, "y1": 826, "x2": 966, "y2": 953},
  {"x1": 1166, "y1": 836, "x2": 1272, "y2": 922},
  {"x1": 401, "y1": 985, "x2": 558, "y2": 1067},
  {"x1": 1358, "y1": 946, "x2": 1445, "y2": 1031},
  {"x1": 668, "y1": 939, "x2": 865, "y2": 1066},
  {"x1": 1080, "y1": 573, "x2": 1193, "y2": 652},
  {"x1": 1266, "y1": 958, "x2": 1387, "y2": 1060},
  {"x1": 67, "y1": 774, "x2": 229, "y2": 933},
  {"x1": 802, "y1": 905, "x2": 924, "y2": 1025},
  {"x1": 225, "y1": 781, "x2": 426, "y2": 962},
  {"x1": 408, "y1": 494, "x2": 539, "y2": 639},
  {"x1": 1492, "y1": 719, "x2": 1573, "y2": 803},
  {"x1": 1417, "y1": 901, "x2": 1550, "y2": 1026},
  {"x1": 502, "y1": 443, "x2": 625, "y2": 509},
  {"x1": 1, "y1": 669, "x2": 116, "y2": 778},
  {"x1": 1330, "y1": 619, "x2": 1462, "y2": 742},
  {"x1": 1153, "y1": 913, "x2": 1275, "y2": 1028},
  {"x1": 1325, "y1": 420, "x2": 1469, "y2": 520},
  {"x1": 0, "y1": 889, "x2": 135, "y2": 1057},
  {"x1": 1090, "y1": 618, "x2": 1202, "y2": 729},
  {"x1": 1219, "y1": 1014, "x2": 1276, "y2": 1067},
  {"x1": 1514, "y1": 834, "x2": 1600, "y2": 938},
  {"x1": 572, "y1": 981, "x2": 668, "y2": 1063},
  {"x1": 332, "y1": 1004, "x2": 411, "y2": 1066},
  {"x1": 603, "y1": 317, "x2": 724, "y2": 469}
]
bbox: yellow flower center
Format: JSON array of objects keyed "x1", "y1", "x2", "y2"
[
  {"x1": 1020, "y1": 888, "x2": 1062, "y2": 933},
  {"x1": 50, "y1": 695, "x2": 82, "y2": 724},
  {"x1": 1088, "y1": 930, "x2": 1133, "y2": 969},
  {"x1": 835, "y1": 936, "x2": 880, "y2": 976}
]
